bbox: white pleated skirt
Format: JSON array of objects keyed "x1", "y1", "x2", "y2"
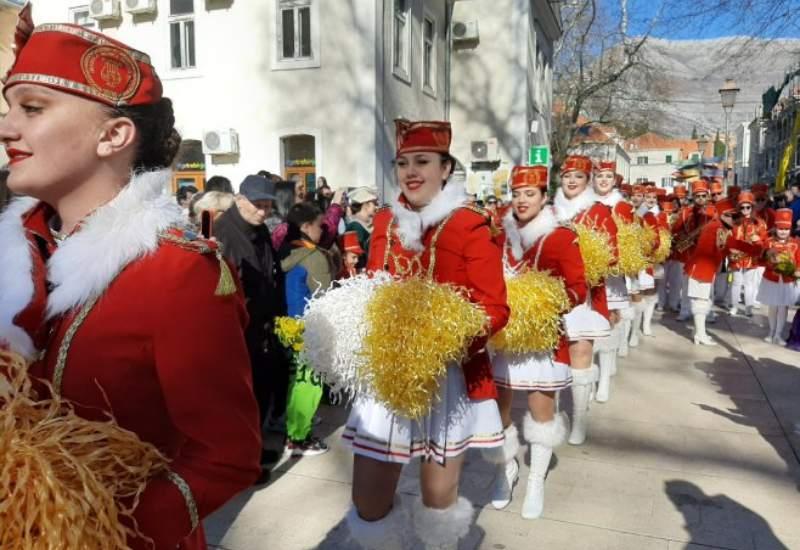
[
  {"x1": 605, "y1": 275, "x2": 630, "y2": 310},
  {"x1": 491, "y1": 350, "x2": 572, "y2": 392},
  {"x1": 342, "y1": 365, "x2": 504, "y2": 465},
  {"x1": 564, "y1": 303, "x2": 611, "y2": 341},
  {"x1": 638, "y1": 269, "x2": 656, "y2": 290},
  {"x1": 757, "y1": 279, "x2": 800, "y2": 306},
  {"x1": 626, "y1": 275, "x2": 641, "y2": 294}
]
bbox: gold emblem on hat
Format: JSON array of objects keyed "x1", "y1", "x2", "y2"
[{"x1": 80, "y1": 45, "x2": 141, "y2": 104}]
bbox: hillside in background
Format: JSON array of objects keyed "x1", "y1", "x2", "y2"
[{"x1": 636, "y1": 37, "x2": 800, "y2": 137}]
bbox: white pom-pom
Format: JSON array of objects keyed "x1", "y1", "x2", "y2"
[{"x1": 300, "y1": 272, "x2": 392, "y2": 399}]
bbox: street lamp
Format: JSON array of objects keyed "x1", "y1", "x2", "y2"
[
  {"x1": 719, "y1": 78, "x2": 740, "y2": 185},
  {"x1": 696, "y1": 134, "x2": 708, "y2": 163}
]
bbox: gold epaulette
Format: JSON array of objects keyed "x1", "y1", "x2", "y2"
[
  {"x1": 158, "y1": 229, "x2": 236, "y2": 297},
  {"x1": 459, "y1": 204, "x2": 500, "y2": 236}
]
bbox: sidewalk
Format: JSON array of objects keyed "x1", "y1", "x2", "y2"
[{"x1": 206, "y1": 307, "x2": 800, "y2": 550}]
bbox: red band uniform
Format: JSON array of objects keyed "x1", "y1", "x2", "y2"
[{"x1": 727, "y1": 192, "x2": 768, "y2": 315}]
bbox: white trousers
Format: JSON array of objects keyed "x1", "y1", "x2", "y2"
[
  {"x1": 728, "y1": 269, "x2": 759, "y2": 309},
  {"x1": 665, "y1": 261, "x2": 684, "y2": 311}
]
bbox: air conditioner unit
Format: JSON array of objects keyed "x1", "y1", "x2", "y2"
[
  {"x1": 124, "y1": 0, "x2": 156, "y2": 15},
  {"x1": 452, "y1": 20, "x2": 479, "y2": 43},
  {"x1": 203, "y1": 129, "x2": 240, "y2": 155},
  {"x1": 89, "y1": 0, "x2": 121, "y2": 20},
  {"x1": 471, "y1": 138, "x2": 500, "y2": 162}
]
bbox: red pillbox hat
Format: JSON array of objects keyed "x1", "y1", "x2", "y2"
[
  {"x1": 710, "y1": 181, "x2": 724, "y2": 194},
  {"x1": 691, "y1": 180, "x2": 709, "y2": 195},
  {"x1": 560, "y1": 155, "x2": 593, "y2": 176},
  {"x1": 674, "y1": 185, "x2": 687, "y2": 198},
  {"x1": 775, "y1": 208, "x2": 793, "y2": 229},
  {"x1": 340, "y1": 231, "x2": 365, "y2": 255},
  {"x1": 5, "y1": 23, "x2": 162, "y2": 107},
  {"x1": 594, "y1": 160, "x2": 616, "y2": 174},
  {"x1": 395, "y1": 119, "x2": 451, "y2": 157},
  {"x1": 737, "y1": 191, "x2": 755, "y2": 205},
  {"x1": 510, "y1": 165, "x2": 549, "y2": 190}
]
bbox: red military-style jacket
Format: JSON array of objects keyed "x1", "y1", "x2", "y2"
[
  {"x1": 614, "y1": 201, "x2": 636, "y2": 224},
  {"x1": 762, "y1": 237, "x2": 800, "y2": 283},
  {"x1": 671, "y1": 205, "x2": 716, "y2": 263},
  {"x1": 368, "y1": 198, "x2": 509, "y2": 401},
  {"x1": 495, "y1": 211, "x2": 588, "y2": 363},
  {"x1": 728, "y1": 216, "x2": 768, "y2": 270},
  {"x1": 684, "y1": 218, "x2": 763, "y2": 283},
  {"x1": 574, "y1": 202, "x2": 617, "y2": 319},
  {"x1": 0, "y1": 172, "x2": 261, "y2": 550}
]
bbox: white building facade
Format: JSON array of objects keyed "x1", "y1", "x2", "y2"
[{"x1": 626, "y1": 146, "x2": 681, "y2": 188}]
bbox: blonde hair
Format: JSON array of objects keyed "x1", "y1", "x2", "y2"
[{"x1": 192, "y1": 191, "x2": 235, "y2": 218}]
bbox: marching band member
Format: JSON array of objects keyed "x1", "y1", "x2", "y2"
[
  {"x1": 636, "y1": 184, "x2": 662, "y2": 340},
  {"x1": 683, "y1": 199, "x2": 763, "y2": 345},
  {"x1": 757, "y1": 209, "x2": 800, "y2": 345},
  {"x1": 592, "y1": 160, "x2": 630, "y2": 395},
  {"x1": 727, "y1": 191, "x2": 767, "y2": 317},
  {"x1": 0, "y1": 22, "x2": 261, "y2": 549},
  {"x1": 626, "y1": 184, "x2": 647, "y2": 347},
  {"x1": 343, "y1": 120, "x2": 509, "y2": 550},
  {"x1": 666, "y1": 184, "x2": 689, "y2": 312},
  {"x1": 673, "y1": 180, "x2": 715, "y2": 322},
  {"x1": 491, "y1": 165, "x2": 586, "y2": 518},
  {"x1": 657, "y1": 200, "x2": 677, "y2": 310},
  {"x1": 554, "y1": 155, "x2": 613, "y2": 444}
]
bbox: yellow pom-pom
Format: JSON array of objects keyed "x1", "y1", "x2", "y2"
[
  {"x1": 574, "y1": 223, "x2": 614, "y2": 287},
  {"x1": 641, "y1": 225, "x2": 658, "y2": 261},
  {"x1": 612, "y1": 217, "x2": 649, "y2": 277},
  {"x1": 362, "y1": 278, "x2": 488, "y2": 419},
  {"x1": 490, "y1": 269, "x2": 570, "y2": 353},
  {"x1": 652, "y1": 228, "x2": 672, "y2": 265},
  {"x1": 274, "y1": 316, "x2": 305, "y2": 352}
]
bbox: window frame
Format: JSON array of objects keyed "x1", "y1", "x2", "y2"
[
  {"x1": 392, "y1": 0, "x2": 412, "y2": 84},
  {"x1": 665, "y1": 154, "x2": 673, "y2": 164},
  {"x1": 421, "y1": 10, "x2": 437, "y2": 98},
  {"x1": 69, "y1": 5, "x2": 97, "y2": 29},
  {"x1": 637, "y1": 156, "x2": 649, "y2": 165},
  {"x1": 168, "y1": 0, "x2": 197, "y2": 72},
  {"x1": 273, "y1": 0, "x2": 321, "y2": 71}
]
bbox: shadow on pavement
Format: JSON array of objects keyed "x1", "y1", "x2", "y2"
[{"x1": 665, "y1": 480, "x2": 789, "y2": 550}]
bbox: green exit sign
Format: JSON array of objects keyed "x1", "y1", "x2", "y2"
[{"x1": 529, "y1": 146, "x2": 550, "y2": 166}]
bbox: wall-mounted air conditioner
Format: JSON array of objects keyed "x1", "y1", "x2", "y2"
[
  {"x1": 452, "y1": 20, "x2": 479, "y2": 43},
  {"x1": 203, "y1": 129, "x2": 240, "y2": 155},
  {"x1": 124, "y1": 0, "x2": 157, "y2": 15},
  {"x1": 471, "y1": 138, "x2": 500, "y2": 162},
  {"x1": 89, "y1": 0, "x2": 121, "y2": 20}
]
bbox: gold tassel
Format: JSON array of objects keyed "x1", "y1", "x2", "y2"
[{"x1": 214, "y1": 251, "x2": 237, "y2": 296}]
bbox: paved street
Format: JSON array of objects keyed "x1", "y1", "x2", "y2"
[{"x1": 206, "y1": 307, "x2": 800, "y2": 550}]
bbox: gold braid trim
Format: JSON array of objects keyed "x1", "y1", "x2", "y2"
[
  {"x1": 53, "y1": 293, "x2": 102, "y2": 396},
  {"x1": 158, "y1": 231, "x2": 236, "y2": 296},
  {"x1": 166, "y1": 471, "x2": 199, "y2": 532}
]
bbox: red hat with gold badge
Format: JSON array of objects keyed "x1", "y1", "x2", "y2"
[
  {"x1": 737, "y1": 191, "x2": 755, "y2": 206},
  {"x1": 775, "y1": 208, "x2": 793, "y2": 230},
  {"x1": 691, "y1": 180, "x2": 709, "y2": 195},
  {"x1": 560, "y1": 155, "x2": 593, "y2": 176},
  {"x1": 632, "y1": 184, "x2": 646, "y2": 196},
  {"x1": 5, "y1": 23, "x2": 162, "y2": 107},
  {"x1": 710, "y1": 181, "x2": 724, "y2": 195},
  {"x1": 714, "y1": 198, "x2": 737, "y2": 216},
  {"x1": 339, "y1": 231, "x2": 365, "y2": 255},
  {"x1": 644, "y1": 183, "x2": 658, "y2": 196},
  {"x1": 660, "y1": 200, "x2": 675, "y2": 213},
  {"x1": 594, "y1": 160, "x2": 617, "y2": 174},
  {"x1": 395, "y1": 119, "x2": 451, "y2": 157},
  {"x1": 674, "y1": 184, "x2": 687, "y2": 198},
  {"x1": 510, "y1": 165, "x2": 549, "y2": 190}
]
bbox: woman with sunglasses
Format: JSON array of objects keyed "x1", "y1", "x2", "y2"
[{"x1": 727, "y1": 192, "x2": 768, "y2": 317}]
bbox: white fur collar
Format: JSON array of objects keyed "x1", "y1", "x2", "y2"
[
  {"x1": 553, "y1": 187, "x2": 597, "y2": 222},
  {"x1": 636, "y1": 203, "x2": 659, "y2": 217},
  {"x1": 390, "y1": 180, "x2": 468, "y2": 251},
  {"x1": 0, "y1": 170, "x2": 183, "y2": 348},
  {"x1": 0, "y1": 196, "x2": 40, "y2": 359},
  {"x1": 502, "y1": 206, "x2": 558, "y2": 261},
  {"x1": 595, "y1": 189, "x2": 624, "y2": 208}
]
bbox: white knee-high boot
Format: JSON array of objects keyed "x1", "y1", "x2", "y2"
[
  {"x1": 629, "y1": 301, "x2": 645, "y2": 347},
  {"x1": 642, "y1": 295, "x2": 658, "y2": 336},
  {"x1": 693, "y1": 313, "x2": 716, "y2": 346},
  {"x1": 522, "y1": 413, "x2": 568, "y2": 519},
  {"x1": 412, "y1": 496, "x2": 474, "y2": 550},
  {"x1": 596, "y1": 350, "x2": 613, "y2": 403},
  {"x1": 347, "y1": 497, "x2": 408, "y2": 550},
  {"x1": 568, "y1": 365, "x2": 598, "y2": 445},
  {"x1": 775, "y1": 306, "x2": 788, "y2": 345},
  {"x1": 618, "y1": 306, "x2": 634, "y2": 358},
  {"x1": 766, "y1": 306, "x2": 778, "y2": 343},
  {"x1": 489, "y1": 424, "x2": 520, "y2": 510},
  {"x1": 678, "y1": 274, "x2": 691, "y2": 320}
]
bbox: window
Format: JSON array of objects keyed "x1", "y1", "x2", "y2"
[
  {"x1": 274, "y1": 0, "x2": 320, "y2": 70},
  {"x1": 691, "y1": 153, "x2": 700, "y2": 161},
  {"x1": 422, "y1": 14, "x2": 437, "y2": 96},
  {"x1": 69, "y1": 5, "x2": 97, "y2": 29},
  {"x1": 393, "y1": 0, "x2": 411, "y2": 82},
  {"x1": 637, "y1": 156, "x2": 648, "y2": 165},
  {"x1": 665, "y1": 154, "x2": 673, "y2": 163},
  {"x1": 169, "y1": 0, "x2": 196, "y2": 70}
]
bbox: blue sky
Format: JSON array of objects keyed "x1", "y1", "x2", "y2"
[{"x1": 609, "y1": 0, "x2": 800, "y2": 40}]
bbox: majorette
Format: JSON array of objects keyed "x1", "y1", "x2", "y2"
[
  {"x1": 342, "y1": 119, "x2": 510, "y2": 550},
  {"x1": 727, "y1": 191, "x2": 768, "y2": 317},
  {"x1": 489, "y1": 164, "x2": 586, "y2": 518},
  {"x1": 554, "y1": 155, "x2": 614, "y2": 445}
]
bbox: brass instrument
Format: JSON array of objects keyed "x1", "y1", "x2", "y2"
[{"x1": 674, "y1": 225, "x2": 703, "y2": 253}]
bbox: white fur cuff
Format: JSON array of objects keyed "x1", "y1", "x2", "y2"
[
  {"x1": 481, "y1": 424, "x2": 520, "y2": 464},
  {"x1": 570, "y1": 364, "x2": 599, "y2": 386},
  {"x1": 346, "y1": 497, "x2": 407, "y2": 550},
  {"x1": 412, "y1": 496, "x2": 473, "y2": 546},
  {"x1": 523, "y1": 412, "x2": 569, "y2": 448}
]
